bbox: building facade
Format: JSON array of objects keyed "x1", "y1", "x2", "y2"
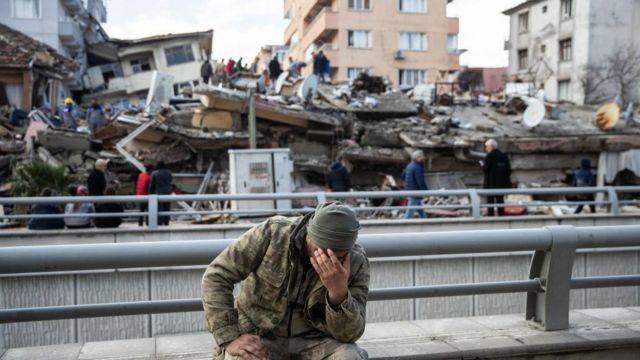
[
  {"x1": 504, "y1": 0, "x2": 640, "y2": 105},
  {"x1": 0, "y1": 0, "x2": 109, "y2": 101},
  {"x1": 253, "y1": 45, "x2": 289, "y2": 74},
  {"x1": 283, "y1": 0, "x2": 461, "y2": 86},
  {"x1": 84, "y1": 30, "x2": 213, "y2": 108}
]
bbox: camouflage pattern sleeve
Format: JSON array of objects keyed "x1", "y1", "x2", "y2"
[
  {"x1": 324, "y1": 250, "x2": 370, "y2": 343},
  {"x1": 201, "y1": 219, "x2": 273, "y2": 346}
]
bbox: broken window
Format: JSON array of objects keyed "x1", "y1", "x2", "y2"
[
  {"x1": 398, "y1": 32, "x2": 427, "y2": 51},
  {"x1": 348, "y1": 30, "x2": 372, "y2": 48},
  {"x1": 164, "y1": 44, "x2": 195, "y2": 66},
  {"x1": 349, "y1": 0, "x2": 370, "y2": 10},
  {"x1": 13, "y1": 0, "x2": 39, "y2": 19},
  {"x1": 100, "y1": 63, "x2": 123, "y2": 84},
  {"x1": 558, "y1": 80, "x2": 570, "y2": 101},
  {"x1": 399, "y1": 0, "x2": 426, "y2": 13},
  {"x1": 559, "y1": 38, "x2": 572, "y2": 62},
  {"x1": 518, "y1": 49, "x2": 528, "y2": 69},
  {"x1": 130, "y1": 58, "x2": 152, "y2": 74},
  {"x1": 561, "y1": 0, "x2": 573, "y2": 18},
  {"x1": 518, "y1": 12, "x2": 529, "y2": 33},
  {"x1": 399, "y1": 69, "x2": 426, "y2": 87},
  {"x1": 347, "y1": 67, "x2": 371, "y2": 80}
]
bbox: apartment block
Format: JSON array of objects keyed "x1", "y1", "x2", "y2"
[
  {"x1": 283, "y1": 0, "x2": 461, "y2": 87},
  {"x1": 504, "y1": 0, "x2": 640, "y2": 105}
]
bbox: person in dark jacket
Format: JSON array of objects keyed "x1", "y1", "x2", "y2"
[
  {"x1": 573, "y1": 158, "x2": 597, "y2": 214},
  {"x1": 94, "y1": 187, "x2": 124, "y2": 228},
  {"x1": 87, "y1": 159, "x2": 109, "y2": 196},
  {"x1": 325, "y1": 160, "x2": 352, "y2": 192},
  {"x1": 201, "y1": 58, "x2": 213, "y2": 85},
  {"x1": 313, "y1": 50, "x2": 328, "y2": 78},
  {"x1": 28, "y1": 188, "x2": 65, "y2": 230},
  {"x1": 149, "y1": 161, "x2": 173, "y2": 226},
  {"x1": 482, "y1": 139, "x2": 512, "y2": 216},
  {"x1": 268, "y1": 56, "x2": 283, "y2": 83},
  {"x1": 403, "y1": 150, "x2": 428, "y2": 219}
]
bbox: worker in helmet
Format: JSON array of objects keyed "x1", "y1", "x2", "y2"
[{"x1": 61, "y1": 97, "x2": 78, "y2": 130}]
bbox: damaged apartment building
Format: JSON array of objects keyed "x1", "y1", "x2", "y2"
[{"x1": 83, "y1": 30, "x2": 214, "y2": 108}]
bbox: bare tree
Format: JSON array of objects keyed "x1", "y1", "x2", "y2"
[{"x1": 581, "y1": 46, "x2": 640, "y2": 105}]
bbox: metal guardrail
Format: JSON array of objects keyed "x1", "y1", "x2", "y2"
[
  {"x1": 1, "y1": 186, "x2": 639, "y2": 229},
  {"x1": 1, "y1": 225, "x2": 640, "y2": 331}
]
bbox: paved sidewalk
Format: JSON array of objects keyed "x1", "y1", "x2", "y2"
[{"x1": 2, "y1": 307, "x2": 640, "y2": 359}]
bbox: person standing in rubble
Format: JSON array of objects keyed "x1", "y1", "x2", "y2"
[
  {"x1": 202, "y1": 202, "x2": 370, "y2": 359},
  {"x1": 256, "y1": 70, "x2": 271, "y2": 95},
  {"x1": 403, "y1": 150, "x2": 428, "y2": 219},
  {"x1": 214, "y1": 59, "x2": 227, "y2": 85},
  {"x1": 88, "y1": 159, "x2": 109, "y2": 197},
  {"x1": 268, "y1": 56, "x2": 283, "y2": 84},
  {"x1": 225, "y1": 59, "x2": 236, "y2": 78},
  {"x1": 201, "y1": 58, "x2": 213, "y2": 85},
  {"x1": 87, "y1": 99, "x2": 106, "y2": 134},
  {"x1": 313, "y1": 50, "x2": 328, "y2": 79},
  {"x1": 482, "y1": 139, "x2": 512, "y2": 216},
  {"x1": 287, "y1": 57, "x2": 307, "y2": 80},
  {"x1": 573, "y1": 159, "x2": 597, "y2": 214},
  {"x1": 136, "y1": 164, "x2": 154, "y2": 226},
  {"x1": 61, "y1": 97, "x2": 78, "y2": 130},
  {"x1": 149, "y1": 161, "x2": 173, "y2": 226},
  {"x1": 325, "y1": 159, "x2": 352, "y2": 193}
]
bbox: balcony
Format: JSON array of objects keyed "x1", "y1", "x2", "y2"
[
  {"x1": 60, "y1": 0, "x2": 83, "y2": 15},
  {"x1": 447, "y1": 17, "x2": 459, "y2": 34},
  {"x1": 303, "y1": 7, "x2": 338, "y2": 44},
  {"x1": 58, "y1": 21, "x2": 84, "y2": 49},
  {"x1": 300, "y1": 0, "x2": 332, "y2": 23}
]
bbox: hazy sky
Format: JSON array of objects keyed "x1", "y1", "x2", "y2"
[{"x1": 103, "y1": 0, "x2": 522, "y2": 67}]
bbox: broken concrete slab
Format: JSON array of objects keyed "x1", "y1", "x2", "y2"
[
  {"x1": 38, "y1": 129, "x2": 92, "y2": 152},
  {"x1": 192, "y1": 109, "x2": 234, "y2": 130}
]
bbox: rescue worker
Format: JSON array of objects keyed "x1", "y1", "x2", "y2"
[
  {"x1": 61, "y1": 97, "x2": 78, "y2": 130},
  {"x1": 87, "y1": 99, "x2": 106, "y2": 134},
  {"x1": 202, "y1": 202, "x2": 370, "y2": 360}
]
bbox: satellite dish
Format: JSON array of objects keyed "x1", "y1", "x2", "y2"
[
  {"x1": 523, "y1": 98, "x2": 545, "y2": 128},
  {"x1": 275, "y1": 72, "x2": 289, "y2": 95},
  {"x1": 595, "y1": 102, "x2": 620, "y2": 130},
  {"x1": 297, "y1": 74, "x2": 319, "y2": 100}
]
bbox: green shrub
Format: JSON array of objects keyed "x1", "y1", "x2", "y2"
[{"x1": 11, "y1": 160, "x2": 71, "y2": 198}]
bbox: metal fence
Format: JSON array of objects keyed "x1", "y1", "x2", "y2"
[
  {"x1": 1, "y1": 225, "x2": 640, "y2": 331},
  {"x1": 1, "y1": 186, "x2": 639, "y2": 229}
]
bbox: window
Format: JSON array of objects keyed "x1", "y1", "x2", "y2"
[
  {"x1": 398, "y1": 32, "x2": 427, "y2": 51},
  {"x1": 518, "y1": 12, "x2": 529, "y2": 33},
  {"x1": 447, "y1": 34, "x2": 459, "y2": 54},
  {"x1": 13, "y1": 0, "x2": 40, "y2": 19},
  {"x1": 164, "y1": 44, "x2": 195, "y2": 66},
  {"x1": 399, "y1": 69, "x2": 426, "y2": 87},
  {"x1": 558, "y1": 80, "x2": 570, "y2": 101},
  {"x1": 347, "y1": 67, "x2": 371, "y2": 80},
  {"x1": 518, "y1": 49, "x2": 529, "y2": 69},
  {"x1": 542, "y1": 5, "x2": 547, "y2": 13},
  {"x1": 561, "y1": 0, "x2": 573, "y2": 18},
  {"x1": 540, "y1": 44, "x2": 546, "y2": 55},
  {"x1": 349, "y1": 0, "x2": 370, "y2": 10},
  {"x1": 348, "y1": 30, "x2": 372, "y2": 48},
  {"x1": 399, "y1": 0, "x2": 427, "y2": 13},
  {"x1": 130, "y1": 58, "x2": 152, "y2": 74},
  {"x1": 559, "y1": 38, "x2": 572, "y2": 61},
  {"x1": 100, "y1": 63, "x2": 123, "y2": 84}
]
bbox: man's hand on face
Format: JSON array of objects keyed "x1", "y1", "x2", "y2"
[
  {"x1": 310, "y1": 249, "x2": 350, "y2": 306},
  {"x1": 224, "y1": 334, "x2": 268, "y2": 360}
]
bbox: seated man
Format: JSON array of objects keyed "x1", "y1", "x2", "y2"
[{"x1": 202, "y1": 202, "x2": 369, "y2": 360}]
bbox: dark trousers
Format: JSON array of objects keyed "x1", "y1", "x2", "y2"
[
  {"x1": 159, "y1": 202, "x2": 171, "y2": 226},
  {"x1": 487, "y1": 195, "x2": 505, "y2": 216},
  {"x1": 138, "y1": 203, "x2": 148, "y2": 227},
  {"x1": 202, "y1": 76, "x2": 210, "y2": 85},
  {"x1": 575, "y1": 194, "x2": 596, "y2": 214}
]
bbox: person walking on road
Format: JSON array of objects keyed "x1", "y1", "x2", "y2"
[
  {"x1": 482, "y1": 139, "x2": 512, "y2": 216},
  {"x1": 403, "y1": 150, "x2": 428, "y2": 219}
]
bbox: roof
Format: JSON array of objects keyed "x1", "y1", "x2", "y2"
[
  {"x1": 0, "y1": 24, "x2": 78, "y2": 77},
  {"x1": 111, "y1": 30, "x2": 214, "y2": 47},
  {"x1": 503, "y1": 0, "x2": 545, "y2": 15}
]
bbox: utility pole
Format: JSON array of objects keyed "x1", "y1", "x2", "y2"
[{"x1": 248, "y1": 89, "x2": 257, "y2": 149}]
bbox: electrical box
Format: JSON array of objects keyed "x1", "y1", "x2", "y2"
[{"x1": 228, "y1": 148, "x2": 294, "y2": 212}]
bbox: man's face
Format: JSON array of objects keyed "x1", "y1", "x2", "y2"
[
  {"x1": 305, "y1": 235, "x2": 349, "y2": 263},
  {"x1": 485, "y1": 143, "x2": 492, "y2": 152}
]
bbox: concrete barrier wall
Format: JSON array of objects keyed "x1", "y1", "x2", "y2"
[{"x1": 2, "y1": 215, "x2": 640, "y2": 348}]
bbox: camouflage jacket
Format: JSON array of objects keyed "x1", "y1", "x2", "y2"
[{"x1": 201, "y1": 214, "x2": 370, "y2": 346}]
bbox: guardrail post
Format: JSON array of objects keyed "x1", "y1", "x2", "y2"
[
  {"x1": 607, "y1": 187, "x2": 620, "y2": 216},
  {"x1": 148, "y1": 195, "x2": 158, "y2": 229},
  {"x1": 468, "y1": 190, "x2": 481, "y2": 219},
  {"x1": 316, "y1": 192, "x2": 327, "y2": 205},
  {"x1": 526, "y1": 225, "x2": 577, "y2": 331}
]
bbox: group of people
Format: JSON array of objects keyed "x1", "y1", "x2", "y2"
[
  {"x1": 27, "y1": 160, "x2": 174, "y2": 230},
  {"x1": 200, "y1": 57, "x2": 249, "y2": 86},
  {"x1": 60, "y1": 97, "x2": 113, "y2": 135}
]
